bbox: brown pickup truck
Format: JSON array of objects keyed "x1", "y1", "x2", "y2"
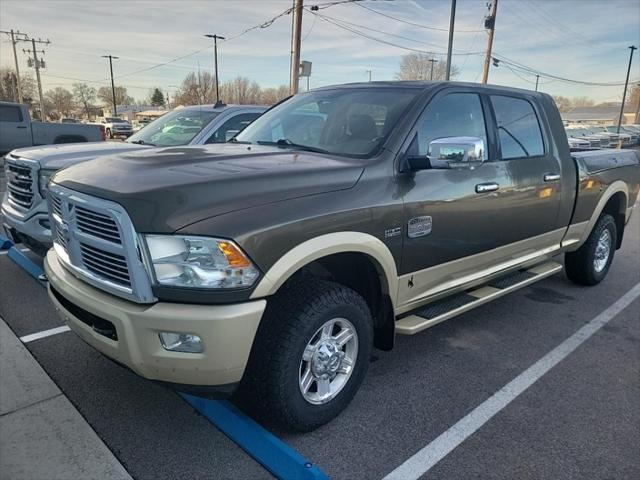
[{"x1": 43, "y1": 81, "x2": 640, "y2": 431}]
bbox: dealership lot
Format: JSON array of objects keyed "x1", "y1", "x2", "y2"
[{"x1": 0, "y1": 205, "x2": 638, "y2": 479}]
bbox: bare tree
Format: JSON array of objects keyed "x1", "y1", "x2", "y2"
[
  {"x1": 395, "y1": 53, "x2": 459, "y2": 81},
  {"x1": 220, "y1": 76, "x2": 262, "y2": 104},
  {"x1": 73, "y1": 83, "x2": 97, "y2": 119},
  {"x1": 571, "y1": 96, "x2": 594, "y2": 108},
  {"x1": 45, "y1": 87, "x2": 75, "y2": 116},
  {"x1": 174, "y1": 71, "x2": 216, "y2": 105},
  {"x1": 552, "y1": 95, "x2": 573, "y2": 113},
  {"x1": 97, "y1": 85, "x2": 134, "y2": 106},
  {"x1": 0, "y1": 67, "x2": 37, "y2": 103},
  {"x1": 259, "y1": 85, "x2": 290, "y2": 105}
]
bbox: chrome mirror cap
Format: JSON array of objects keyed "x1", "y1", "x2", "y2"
[{"x1": 428, "y1": 136, "x2": 485, "y2": 169}]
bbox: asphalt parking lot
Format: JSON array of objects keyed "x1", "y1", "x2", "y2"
[
  {"x1": 1, "y1": 156, "x2": 639, "y2": 478},
  {"x1": 0, "y1": 209, "x2": 638, "y2": 479}
]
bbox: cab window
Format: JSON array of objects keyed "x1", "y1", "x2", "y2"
[
  {"x1": 206, "y1": 112, "x2": 261, "y2": 144},
  {"x1": 0, "y1": 105, "x2": 23, "y2": 122},
  {"x1": 414, "y1": 93, "x2": 488, "y2": 156},
  {"x1": 491, "y1": 95, "x2": 544, "y2": 160}
]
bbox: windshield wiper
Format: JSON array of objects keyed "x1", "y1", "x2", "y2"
[
  {"x1": 257, "y1": 139, "x2": 329, "y2": 154},
  {"x1": 128, "y1": 139, "x2": 156, "y2": 146}
]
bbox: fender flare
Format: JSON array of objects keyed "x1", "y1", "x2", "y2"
[
  {"x1": 250, "y1": 232, "x2": 399, "y2": 306},
  {"x1": 573, "y1": 180, "x2": 628, "y2": 249}
]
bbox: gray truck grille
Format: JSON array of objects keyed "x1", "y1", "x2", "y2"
[
  {"x1": 48, "y1": 184, "x2": 155, "y2": 304},
  {"x1": 6, "y1": 160, "x2": 35, "y2": 210}
]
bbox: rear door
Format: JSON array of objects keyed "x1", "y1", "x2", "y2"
[
  {"x1": 0, "y1": 104, "x2": 31, "y2": 152},
  {"x1": 397, "y1": 89, "x2": 563, "y2": 308}
]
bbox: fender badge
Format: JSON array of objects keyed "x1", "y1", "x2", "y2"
[
  {"x1": 385, "y1": 227, "x2": 401, "y2": 238},
  {"x1": 408, "y1": 216, "x2": 432, "y2": 238}
]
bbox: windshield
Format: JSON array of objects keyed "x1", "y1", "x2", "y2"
[
  {"x1": 566, "y1": 129, "x2": 587, "y2": 136},
  {"x1": 235, "y1": 87, "x2": 420, "y2": 157},
  {"x1": 107, "y1": 117, "x2": 127, "y2": 123},
  {"x1": 126, "y1": 109, "x2": 220, "y2": 147},
  {"x1": 589, "y1": 126, "x2": 607, "y2": 133}
]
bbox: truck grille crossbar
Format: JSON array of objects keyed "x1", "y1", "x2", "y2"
[
  {"x1": 6, "y1": 159, "x2": 36, "y2": 210},
  {"x1": 48, "y1": 184, "x2": 155, "y2": 303}
]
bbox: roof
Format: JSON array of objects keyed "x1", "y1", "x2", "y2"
[{"x1": 562, "y1": 105, "x2": 631, "y2": 121}]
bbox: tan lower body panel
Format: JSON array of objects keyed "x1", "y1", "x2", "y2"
[
  {"x1": 395, "y1": 261, "x2": 563, "y2": 335},
  {"x1": 44, "y1": 250, "x2": 266, "y2": 386}
]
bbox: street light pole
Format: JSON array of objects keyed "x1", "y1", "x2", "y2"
[
  {"x1": 102, "y1": 54, "x2": 119, "y2": 116},
  {"x1": 205, "y1": 34, "x2": 225, "y2": 104},
  {"x1": 617, "y1": 45, "x2": 637, "y2": 134}
]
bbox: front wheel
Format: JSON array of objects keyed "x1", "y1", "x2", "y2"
[
  {"x1": 240, "y1": 279, "x2": 373, "y2": 432},
  {"x1": 565, "y1": 213, "x2": 617, "y2": 286}
]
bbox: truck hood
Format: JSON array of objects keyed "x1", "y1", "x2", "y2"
[
  {"x1": 10, "y1": 142, "x2": 150, "y2": 169},
  {"x1": 52, "y1": 144, "x2": 365, "y2": 232}
]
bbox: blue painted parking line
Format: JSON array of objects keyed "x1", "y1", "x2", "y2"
[
  {"x1": 7, "y1": 246, "x2": 47, "y2": 287},
  {"x1": 181, "y1": 394, "x2": 330, "y2": 480}
]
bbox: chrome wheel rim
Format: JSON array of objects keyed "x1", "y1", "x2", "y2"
[
  {"x1": 594, "y1": 229, "x2": 611, "y2": 273},
  {"x1": 299, "y1": 318, "x2": 358, "y2": 405}
]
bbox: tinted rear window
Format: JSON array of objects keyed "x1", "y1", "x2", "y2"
[
  {"x1": 0, "y1": 105, "x2": 24, "y2": 122},
  {"x1": 491, "y1": 96, "x2": 544, "y2": 160}
]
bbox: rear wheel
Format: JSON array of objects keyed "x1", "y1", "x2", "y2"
[
  {"x1": 106, "y1": 128, "x2": 112, "y2": 139},
  {"x1": 239, "y1": 278, "x2": 373, "y2": 431},
  {"x1": 565, "y1": 213, "x2": 617, "y2": 286}
]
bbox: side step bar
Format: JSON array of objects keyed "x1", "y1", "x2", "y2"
[{"x1": 395, "y1": 261, "x2": 563, "y2": 335}]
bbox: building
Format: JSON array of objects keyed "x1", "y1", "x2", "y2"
[{"x1": 561, "y1": 104, "x2": 637, "y2": 125}]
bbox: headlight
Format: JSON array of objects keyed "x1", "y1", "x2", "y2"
[
  {"x1": 38, "y1": 168, "x2": 57, "y2": 198},
  {"x1": 144, "y1": 235, "x2": 259, "y2": 289}
]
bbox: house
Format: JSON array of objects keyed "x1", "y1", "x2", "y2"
[{"x1": 561, "y1": 104, "x2": 637, "y2": 125}]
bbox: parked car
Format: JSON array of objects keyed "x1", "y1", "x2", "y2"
[
  {"x1": 565, "y1": 127, "x2": 610, "y2": 148},
  {"x1": 1, "y1": 104, "x2": 266, "y2": 254},
  {"x1": 132, "y1": 119, "x2": 152, "y2": 134},
  {"x1": 582, "y1": 125, "x2": 621, "y2": 148},
  {"x1": 606, "y1": 125, "x2": 640, "y2": 145},
  {"x1": 0, "y1": 101, "x2": 104, "y2": 155},
  {"x1": 94, "y1": 117, "x2": 134, "y2": 138},
  {"x1": 567, "y1": 136, "x2": 591, "y2": 149},
  {"x1": 42, "y1": 81, "x2": 640, "y2": 431}
]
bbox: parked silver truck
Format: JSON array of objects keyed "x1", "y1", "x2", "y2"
[
  {"x1": 2, "y1": 104, "x2": 266, "y2": 254},
  {"x1": 0, "y1": 101, "x2": 104, "y2": 155}
]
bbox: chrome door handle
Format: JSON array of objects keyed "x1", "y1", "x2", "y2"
[
  {"x1": 544, "y1": 173, "x2": 560, "y2": 182},
  {"x1": 475, "y1": 182, "x2": 499, "y2": 193}
]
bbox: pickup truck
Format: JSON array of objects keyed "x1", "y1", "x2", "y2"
[
  {"x1": 94, "y1": 117, "x2": 134, "y2": 139},
  {"x1": 0, "y1": 101, "x2": 104, "y2": 155},
  {"x1": 42, "y1": 82, "x2": 639, "y2": 431},
  {"x1": 1, "y1": 104, "x2": 266, "y2": 254}
]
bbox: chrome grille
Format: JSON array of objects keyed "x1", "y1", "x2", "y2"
[
  {"x1": 80, "y1": 243, "x2": 131, "y2": 287},
  {"x1": 6, "y1": 159, "x2": 35, "y2": 210},
  {"x1": 48, "y1": 184, "x2": 155, "y2": 304},
  {"x1": 76, "y1": 206, "x2": 121, "y2": 244}
]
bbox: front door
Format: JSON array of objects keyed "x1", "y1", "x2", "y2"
[{"x1": 398, "y1": 90, "x2": 562, "y2": 309}]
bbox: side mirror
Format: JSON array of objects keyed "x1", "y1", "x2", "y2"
[
  {"x1": 428, "y1": 136, "x2": 486, "y2": 169},
  {"x1": 225, "y1": 130, "x2": 240, "y2": 142}
]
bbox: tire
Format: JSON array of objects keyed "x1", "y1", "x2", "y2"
[
  {"x1": 106, "y1": 128, "x2": 112, "y2": 139},
  {"x1": 239, "y1": 278, "x2": 373, "y2": 432},
  {"x1": 565, "y1": 213, "x2": 617, "y2": 286}
]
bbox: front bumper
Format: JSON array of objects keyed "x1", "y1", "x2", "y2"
[
  {"x1": 1, "y1": 199, "x2": 52, "y2": 246},
  {"x1": 45, "y1": 249, "x2": 266, "y2": 387}
]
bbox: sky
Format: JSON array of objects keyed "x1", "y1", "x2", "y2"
[{"x1": 1, "y1": 0, "x2": 639, "y2": 103}]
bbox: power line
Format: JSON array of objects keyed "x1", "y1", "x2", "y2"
[
  {"x1": 309, "y1": 10, "x2": 484, "y2": 57},
  {"x1": 354, "y1": 2, "x2": 484, "y2": 33}
]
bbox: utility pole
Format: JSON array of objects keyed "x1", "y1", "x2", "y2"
[
  {"x1": 366, "y1": 69, "x2": 372, "y2": 82},
  {"x1": 21, "y1": 37, "x2": 50, "y2": 120},
  {"x1": 535, "y1": 74, "x2": 540, "y2": 91},
  {"x1": 617, "y1": 45, "x2": 637, "y2": 134},
  {"x1": 482, "y1": 0, "x2": 498, "y2": 84},
  {"x1": 429, "y1": 59, "x2": 437, "y2": 80},
  {"x1": 204, "y1": 34, "x2": 225, "y2": 104},
  {"x1": 445, "y1": 0, "x2": 456, "y2": 81},
  {"x1": 102, "y1": 54, "x2": 119, "y2": 116},
  {"x1": 290, "y1": 0, "x2": 303, "y2": 95},
  {"x1": 0, "y1": 30, "x2": 28, "y2": 102},
  {"x1": 635, "y1": 83, "x2": 640, "y2": 123}
]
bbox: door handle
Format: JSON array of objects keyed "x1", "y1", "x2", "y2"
[
  {"x1": 475, "y1": 182, "x2": 499, "y2": 193},
  {"x1": 544, "y1": 173, "x2": 560, "y2": 182}
]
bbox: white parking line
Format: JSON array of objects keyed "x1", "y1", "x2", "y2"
[
  {"x1": 20, "y1": 325, "x2": 71, "y2": 343},
  {"x1": 383, "y1": 282, "x2": 640, "y2": 480},
  {"x1": 0, "y1": 247, "x2": 31, "y2": 255}
]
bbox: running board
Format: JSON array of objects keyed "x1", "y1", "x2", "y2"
[{"x1": 395, "y1": 261, "x2": 563, "y2": 335}]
